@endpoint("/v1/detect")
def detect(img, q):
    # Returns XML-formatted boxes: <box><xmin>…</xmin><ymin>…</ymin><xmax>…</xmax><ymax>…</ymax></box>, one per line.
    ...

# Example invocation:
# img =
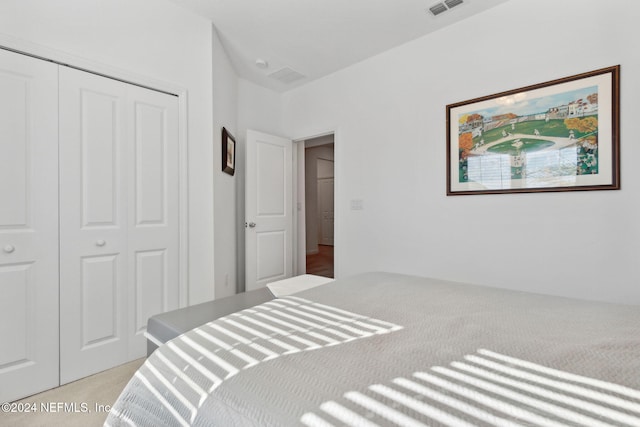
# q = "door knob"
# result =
<box><xmin>3</xmin><ymin>244</ymin><xmax>15</xmax><ymax>253</ymax></box>
<box><xmin>247</xmin><ymin>222</ymin><xmax>256</xmax><ymax>228</ymax></box>
<box><xmin>96</xmin><ymin>239</ymin><xmax>106</xmax><ymax>247</ymax></box>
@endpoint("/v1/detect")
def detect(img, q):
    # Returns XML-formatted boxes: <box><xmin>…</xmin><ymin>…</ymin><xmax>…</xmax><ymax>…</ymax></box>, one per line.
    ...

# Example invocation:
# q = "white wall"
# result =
<box><xmin>212</xmin><ymin>27</ymin><xmax>239</xmax><ymax>300</ymax></box>
<box><xmin>282</xmin><ymin>0</ymin><xmax>640</xmax><ymax>304</ymax></box>
<box><xmin>6</xmin><ymin>0</ymin><xmax>637</xmax><ymax>305</ymax></box>
<box><xmin>0</xmin><ymin>0</ymin><xmax>216</xmax><ymax>305</ymax></box>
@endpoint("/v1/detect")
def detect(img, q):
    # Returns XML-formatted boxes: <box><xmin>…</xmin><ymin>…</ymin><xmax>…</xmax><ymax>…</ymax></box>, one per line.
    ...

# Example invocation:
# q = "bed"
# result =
<box><xmin>105</xmin><ymin>272</ymin><xmax>640</xmax><ymax>426</ymax></box>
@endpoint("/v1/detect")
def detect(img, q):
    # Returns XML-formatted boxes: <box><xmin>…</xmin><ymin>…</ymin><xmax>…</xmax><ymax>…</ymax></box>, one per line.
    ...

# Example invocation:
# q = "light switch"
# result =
<box><xmin>350</xmin><ymin>199</ymin><xmax>364</xmax><ymax>210</ymax></box>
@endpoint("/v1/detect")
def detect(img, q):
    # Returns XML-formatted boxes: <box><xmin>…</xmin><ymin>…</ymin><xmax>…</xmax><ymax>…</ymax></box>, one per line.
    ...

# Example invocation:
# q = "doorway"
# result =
<box><xmin>302</xmin><ymin>135</ymin><xmax>334</xmax><ymax>278</ymax></box>
<box><xmin>243</xmin><ymin>130</ymin><xmax>337</xmax><ymax>291</ymax></box>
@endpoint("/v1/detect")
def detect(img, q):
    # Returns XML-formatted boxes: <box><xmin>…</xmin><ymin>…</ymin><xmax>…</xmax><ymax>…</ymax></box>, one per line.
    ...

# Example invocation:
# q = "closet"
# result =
<box><xmin>0</xmin><ymin>49</ymin><xmax>180</xmax><ymax>402</ymax></box>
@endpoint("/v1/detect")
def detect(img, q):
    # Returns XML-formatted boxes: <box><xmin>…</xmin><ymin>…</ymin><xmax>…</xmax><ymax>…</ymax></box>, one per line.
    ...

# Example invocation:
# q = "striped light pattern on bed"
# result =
<box><xmin>106</xmin><ymin>296</ymin><xmax>403</xmax><ymax>427</ymax></box>
<box><xmin>301</xmin><ymin>349</ymin><xmax>640</xmax><ymax>427</ymax></box>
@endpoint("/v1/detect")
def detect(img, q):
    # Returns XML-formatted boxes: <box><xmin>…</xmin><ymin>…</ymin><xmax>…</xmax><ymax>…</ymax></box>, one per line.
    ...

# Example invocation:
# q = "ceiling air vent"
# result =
<box><xmin>268</xmin><ymin>67</ymin><xmax>306</xmax><ymax>84</ymax></box>
<box><xmin>429</xmin><ymin>3</ymin><xmax>448</xmax><ymax>16</ymax></box>
<box><xmin>428</xmin><ymin>0</ymin><xmax>464</xmax><ymax>16</ymax></box>
<box><xmin>444</xmin><ymin>0</ymin><xmax>464</xmax><ymax>9</ymax></box>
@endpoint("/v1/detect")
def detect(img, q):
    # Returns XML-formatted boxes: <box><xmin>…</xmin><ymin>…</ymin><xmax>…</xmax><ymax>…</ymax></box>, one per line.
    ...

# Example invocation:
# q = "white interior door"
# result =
<box><xmin>59</xmin><ymin>68</ymin><xmax>180</xmax><ymax>383</ymax></box>
<box><xmin>59</xmin><ymin>67</ymin><xmax>129</xmax><ymax>383</ymax></box>
<box><xmin>0</xmin><ymin>49</ymin><xmax>59</xmax><ymax>402</ymax></box>
<box><xmin>245</xmin><ymin>130</ymin><xmax>293</xmax><ymax>291</ymax></box>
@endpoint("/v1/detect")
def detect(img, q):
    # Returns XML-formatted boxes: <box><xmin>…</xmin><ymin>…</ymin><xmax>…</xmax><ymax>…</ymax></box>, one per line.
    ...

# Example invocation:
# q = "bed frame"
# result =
<box><xmin>145</xmin><ymin>287</ymin><xmax>274</xmax><ymax>356</ymax></box>
<box><xmin>145</xmin><ymin>274</ymin><xmax>334</xmax><ymax>356</ymax></box>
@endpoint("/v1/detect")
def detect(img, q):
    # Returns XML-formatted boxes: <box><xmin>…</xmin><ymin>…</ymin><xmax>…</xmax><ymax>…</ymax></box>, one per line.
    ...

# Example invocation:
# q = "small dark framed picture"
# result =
<box><xmin>222</xmin><ymin>127</ymin><xmax>236</xmax><ymax>176</ymax></box>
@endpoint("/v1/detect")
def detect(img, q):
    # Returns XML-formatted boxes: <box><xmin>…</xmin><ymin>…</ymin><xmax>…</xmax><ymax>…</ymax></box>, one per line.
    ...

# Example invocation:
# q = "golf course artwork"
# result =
<box><xmin>447</xmin><ymin>66</ymin><xmax>619</xmax><ymax>195</ymax></box>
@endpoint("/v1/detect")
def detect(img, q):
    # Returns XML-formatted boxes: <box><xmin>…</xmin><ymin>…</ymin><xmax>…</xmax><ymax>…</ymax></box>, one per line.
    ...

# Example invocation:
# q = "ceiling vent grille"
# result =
<box><xmin>268</xmin><ymin>67</ymin><xmax>306</xmax><ymax>84</ymax></box>
<box><xmin>444</xmin><ymin>0</ymin><xmax>464</xmax><ymax>9</ymax></box>
<box><xmin>428</xmin><ymin>0</ymin><xmax>464</xmax><ymax>16</ymax></box>
<box><xmin>428</xmin><ymin>3</ymin><xmax>448</xmax><ymax>16</ymax></box>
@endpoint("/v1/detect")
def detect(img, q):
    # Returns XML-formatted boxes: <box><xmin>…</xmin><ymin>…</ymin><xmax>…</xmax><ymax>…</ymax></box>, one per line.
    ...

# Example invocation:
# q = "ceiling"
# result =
<box><xmin>168</xmin><ymin>0</ymin><xmax>510</xmax><ymax>92</ymax></box>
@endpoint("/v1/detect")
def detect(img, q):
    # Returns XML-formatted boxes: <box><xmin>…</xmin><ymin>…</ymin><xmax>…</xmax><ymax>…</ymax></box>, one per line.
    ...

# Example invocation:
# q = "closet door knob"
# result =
<box><xmin>3</xmin><ymin>244</ymin><xmax>15</xmax><ymax>253</ymax></box>
<box><xmin>96</xmin><ymin>240</ymin><xmax>106</xmax><ymax>247</ymax></box>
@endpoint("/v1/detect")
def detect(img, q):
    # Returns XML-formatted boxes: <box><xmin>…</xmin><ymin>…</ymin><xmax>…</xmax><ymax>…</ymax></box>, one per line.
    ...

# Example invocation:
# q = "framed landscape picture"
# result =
<box><xmin>446</xmin><ymin>65</ymin><xmax>620</xmax><ymax>195</ymax></box>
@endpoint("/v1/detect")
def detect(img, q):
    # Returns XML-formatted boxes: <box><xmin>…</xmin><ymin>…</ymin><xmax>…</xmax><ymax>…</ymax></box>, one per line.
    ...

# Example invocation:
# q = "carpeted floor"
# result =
<box><xmin>1</xmin><ymin>358</ymin><xmax>145</xmax><ymax>427</ymax></box>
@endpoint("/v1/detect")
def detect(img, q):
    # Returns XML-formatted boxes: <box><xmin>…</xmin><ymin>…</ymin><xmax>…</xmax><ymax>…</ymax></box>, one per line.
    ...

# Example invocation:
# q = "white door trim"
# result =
<box><xmin>0</xmin><ymin>34</ymin><xmax>190</xmax><ymax>307</ymax></box>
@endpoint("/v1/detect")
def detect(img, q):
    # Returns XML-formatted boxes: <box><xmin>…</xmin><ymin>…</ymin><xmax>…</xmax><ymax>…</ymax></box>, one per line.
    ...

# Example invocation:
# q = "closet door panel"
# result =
<box><xmin>81</xmin><ymin>90</ymin><xmax>120</xmax><ymax>226</ymax></box>
<box><xmin>0</xmin><ymin>49</ymin><xmax>59</xmax><ymax>403</ymax></box>
<box><xmin>0</xmin><ymin>76</ymin><xmax>29</xmax><ymax>225</ymax></box>
<box><xmin>81</xmin><ymin>254</ymin><xmax>119</xmax><ymax>345</ymax></box>
<box><xmin>127</xmin><ymin>86</ymin><xmax>180</xmax><ymax>357</ymax></box>
<box><xmin>59</xmin><ymin>67</ymin><xmax>128</xmax><ymax>384</ymax></box>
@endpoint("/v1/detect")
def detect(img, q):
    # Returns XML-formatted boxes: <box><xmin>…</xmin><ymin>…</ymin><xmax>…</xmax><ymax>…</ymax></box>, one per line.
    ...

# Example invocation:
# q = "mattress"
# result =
<box><xmin>105</xmin><ymin>272</ymin><xmax>640</xmax><ymax>426</ymax></box>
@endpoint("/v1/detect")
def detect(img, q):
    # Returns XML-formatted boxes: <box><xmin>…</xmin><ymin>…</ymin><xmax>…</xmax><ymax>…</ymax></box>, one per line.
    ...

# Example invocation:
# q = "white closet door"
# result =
<box><xmin>126</xmin><ymin>85</ymin><xmax>180</xmax><ymax>358</ymax></box>
<box><xmin>59</xmin><ymin>67</ymin><xmax>129</xmax><ymax>383</ymax></box>
<box><xmin>0</xmin><ymin>49</ymin><xmax>59</xmax><ymax>402</ymax></box>
<box><xmin>59</xmin><ymin>68</ymin><xmax>180</xmax><ymax>383</ymax></box>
